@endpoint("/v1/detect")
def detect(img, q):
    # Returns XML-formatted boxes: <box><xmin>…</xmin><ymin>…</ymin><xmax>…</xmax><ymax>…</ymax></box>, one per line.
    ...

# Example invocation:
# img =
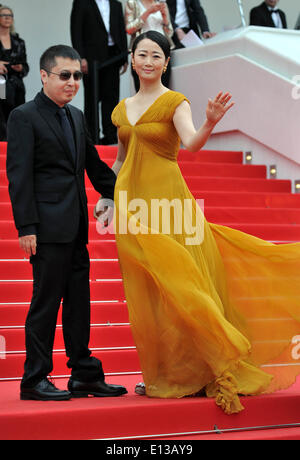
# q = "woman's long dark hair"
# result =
<box><xmin>131</xmin><ymin>31</ymin><xmax>171</xmax><ymax>60</ymax></box>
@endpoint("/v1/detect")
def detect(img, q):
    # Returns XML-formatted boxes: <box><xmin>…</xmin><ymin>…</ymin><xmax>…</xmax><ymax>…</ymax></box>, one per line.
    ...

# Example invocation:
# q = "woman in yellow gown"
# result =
<box><xmin>97</xmin><ymin>31</ymin><xmax>300</xmax><ymax>415</ymax></box>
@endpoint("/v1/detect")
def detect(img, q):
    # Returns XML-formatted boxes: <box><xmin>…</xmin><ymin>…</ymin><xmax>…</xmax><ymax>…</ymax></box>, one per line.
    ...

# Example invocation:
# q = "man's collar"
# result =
<box><xmin>39</xmin><ymin>89</ymin><xmax>65</xmax><ymax>113</ymax></box>
<box><xmin>267</xmin><ymin>5</ymin><xmax>279</xmax><ymax>12</ymax></box>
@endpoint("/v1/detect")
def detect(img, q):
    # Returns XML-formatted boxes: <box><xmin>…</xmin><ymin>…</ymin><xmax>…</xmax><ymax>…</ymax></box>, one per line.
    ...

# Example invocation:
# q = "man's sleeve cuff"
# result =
<box><xmin>18</xmin><ymin>225</ymin><xmax>37</xmax><ymax>237</ymax></box>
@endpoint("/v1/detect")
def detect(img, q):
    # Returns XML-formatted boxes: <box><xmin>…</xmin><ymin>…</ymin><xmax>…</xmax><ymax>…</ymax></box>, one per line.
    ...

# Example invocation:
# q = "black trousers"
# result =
<box><xmin>83</xmin><ymin>45</ymin><xmax>120</xmax><ymax>144</ymax></box>
<box><xmin>21</xmin><ymin>222</ymin><xmax>104</xmax><ymax>388</ymax></box>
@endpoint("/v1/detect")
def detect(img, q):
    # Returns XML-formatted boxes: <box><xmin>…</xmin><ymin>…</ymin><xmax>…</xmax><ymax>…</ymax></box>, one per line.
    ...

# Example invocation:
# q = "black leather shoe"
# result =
<box><xmin>68</xmin><ymin>378</ymin><xmax>128</xmax><ymax>398</ymax></box>
<box><xmin>20</xmin><ymin>378</ymin><xmax>71</xmax><ymax>401</ymax></box>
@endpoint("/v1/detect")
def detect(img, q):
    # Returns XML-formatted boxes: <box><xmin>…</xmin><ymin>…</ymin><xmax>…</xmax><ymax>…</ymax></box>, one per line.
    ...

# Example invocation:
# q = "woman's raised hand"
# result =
<box><xmin>206</xmin><ymin>92</ymin><xmax>234</xmax><ymax>126</ymax></box>
<box><xmin>146</xmin><ymin>3</ymin><xmax>163</xmax><ymax>15</ymax></box>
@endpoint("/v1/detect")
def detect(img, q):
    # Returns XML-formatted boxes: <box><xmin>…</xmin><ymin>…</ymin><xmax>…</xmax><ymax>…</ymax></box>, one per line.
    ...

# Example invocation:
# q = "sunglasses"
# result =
<box><xmin>43</xmin><ymin>69</ymin><xmax>83</xmax><ymax>81</ymax></box>
<box><xmin>0</xmin><ymin>14</ymin><xmax>13</xmax><ymax>18</ymax></box>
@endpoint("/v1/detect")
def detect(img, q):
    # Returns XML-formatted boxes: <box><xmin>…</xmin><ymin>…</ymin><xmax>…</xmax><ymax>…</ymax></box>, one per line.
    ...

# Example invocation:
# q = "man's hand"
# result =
<box><xmin>19</xmin><ymin>235</ymin><xmax>37</xmax><ymax>256</ymax></box>
<box><xmin>94</xmin><ymin>198</ymin><xmax>114</xmax><ymax>228</ymax></box>
<box><xmin>202</xmin><ymin>31</ymin><xmax>216</xmax><ymax>39</ymax></box>
<box><xmin>176</xmin><ymin>28</ymin><xmax>186</xmax><ymax>41</ymax></box>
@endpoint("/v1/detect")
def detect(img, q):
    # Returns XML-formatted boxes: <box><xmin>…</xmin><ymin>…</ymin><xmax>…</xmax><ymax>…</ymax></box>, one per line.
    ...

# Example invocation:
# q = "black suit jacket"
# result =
<box><xmin>6</xmin><ymin>91</ymin><xmax>116</xmax><ymax>243</ymax></box>
<box><xmin>250</xmin><ymin>2</ymin><xmax>287</xmax><ymax>28</ymax></box>
<box><xmin>70</xmin><ymin>0</ymin><xmax>128</xmax><ymax>65</ymax></box>
<box><xmin>167</xmin><ymin>0</ymin><xmax>210</xmax><ymax>37</ymax></box>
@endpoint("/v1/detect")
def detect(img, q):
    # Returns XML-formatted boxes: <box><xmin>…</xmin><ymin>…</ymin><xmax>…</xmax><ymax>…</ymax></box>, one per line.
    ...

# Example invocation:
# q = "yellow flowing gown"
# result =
<box><xmin>111</xmin><ymin>90</ymin><xmax>300</xmax><ymax>414</ymax></box>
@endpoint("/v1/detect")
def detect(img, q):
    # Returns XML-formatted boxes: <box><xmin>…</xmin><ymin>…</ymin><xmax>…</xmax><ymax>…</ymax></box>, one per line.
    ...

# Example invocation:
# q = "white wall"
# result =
<box><xmin>7</xmin><ymin>0</ymin><xmax>300</xmax><ymax>110</ymax></box>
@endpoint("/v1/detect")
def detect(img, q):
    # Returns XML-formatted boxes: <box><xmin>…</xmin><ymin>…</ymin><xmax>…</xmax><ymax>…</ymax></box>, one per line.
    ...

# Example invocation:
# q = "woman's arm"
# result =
<box><xmin>161</xmin><ymin>3</ymin><xmax>174</xmax><ymax>38</ymax></box>
<box><xmin>94</xmin><ymin>131</ymin><xmax>126</xmax><ymax>223</ymax></box>
<box><xmin>173</xmin><ymin>92</ymin><xmax>234</xmax><ymax>152</ymax></box>
<box><xmin>125</xmin><ymin>0</ymin><xmax>145</xmax><ymax>35</ymax></box>
<box><xmin>112</xmin><ymin>132</ymin><xmax>126</xmax><ymax>176</ymax></box>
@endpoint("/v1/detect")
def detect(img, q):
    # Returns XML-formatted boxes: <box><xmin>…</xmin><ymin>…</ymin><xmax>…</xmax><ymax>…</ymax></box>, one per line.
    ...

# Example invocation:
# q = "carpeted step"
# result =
<box><xmin>0</xmin><ymin>301</ymin><xmax>129</xmax><ymax>327</ymax></box>
<box><xmin>204</xmin><ymin>207</ymin><xmax>300</xmax><ymax>224</ymax></box>
<box><xmin>0</xmin><ymin>259</ymin><xmax>122</xmax><ymax>281</ymax></box>
<box><xmin>93</xmin><ymin>205</ymin><xmax>300</xmax><ymax>225</ymax></box>
<box><xmin>0</xmin><ymin>239</ymin><xmax>118</xmax><ymax>259</ymax></box>
<box><xmin>85</xmin><ymin>172</ymin><xmax>285</xmax><ymax>191</ymax></box>
<box><xmin>95</xmin><ymin>146</ymin><xmax>245</xmax><ymax>163</ymax></box>
<box><xmin>3</xmin><ymin>203</ymin><xmax>300</xmax><ymax>225</ymax></box>
<box><xmin>0</xmin><ymin>141</ymin><xmax>244</xmax><ymax>163</ymax></box>
<box><xmin>0</xmin><ymin>186</ymin><xmax>10</xmax><ymax>201</ymax></box>
<box><xmin>85</xmin><ymin>205</ymin><xmax>300</xmax><ymax>226</ymax></box>
<box><xmin>223</xmin><ymin>223</ymin><xmax>300</xmax><ymax>241</ymax></box>
<box><xmin>0</xmin><ymin>349</ymin><xmax>140</xmax><ymax>380</ymax></box>
<box><xmin>1</xmin><ymin>324</ymin><xmax>134</xmax><ymax>352</ymax></box>
<box><xmin>0</xmin><ymin>185</ymin><xmax>296</xmax><ymax>208</ymax></box>
<box><xmin>2</xmin><ymin>187</ymin><xmax>299</xmax><ymax>209</ymax></box>
<box><xmin>81</xmin><ymin>221</ymin><xmax>300</xmax><ymax>241</ymax></box>
<box><xmin>192</xmin><ymin>191</ymin><xmax>300</xmax><ymax>208</ymax></box>
<box><xmin>0</xmin><ymin>221</ymin><xmax>113</xmax><ymax>240</ymax></box>
<box><xmin>1</xmin><ymin>219</ymin><xmax>299</xmax><ymax>242</ymax></box>
<box><xmin>71</xmin><ymin>191</ymin><xmax>300</xmax><ymax>209</ymax></box>
<box><xmin>0</xmin><ymin>280</ymin><xmax>125</xmax><ymax>303</ymax></box>
<box><xmin>0</xmin><ymin>376</ymin><xmax>299</xmax><ymax>440</ymax></box>
<box><xmin>179</xmin><ymin>162</ymin><xmax>266</xmax><ymax>177</ymax></box>
<box><xmin>184</xmin><ymin>177</ymin><xmax>291</xmax><ymax>192</ymax></box>
<box><xmin>0</xmin><ymin>163</ymin><xmax>267</xmax><ymax>187</ymax></box>
<box><xmin>0</xmin><ymin>150</ymin><xmax>245</xmax><ymax>171</ymax></box>
<box><xmin>82</xmin><ymin>177</ymin><xmax>292</xmax><ymax>200</ymax></box>
<box><xmin>151</xmin><ymin>426</ymin><xmax>300</xmax><ymax>440</ymax></box>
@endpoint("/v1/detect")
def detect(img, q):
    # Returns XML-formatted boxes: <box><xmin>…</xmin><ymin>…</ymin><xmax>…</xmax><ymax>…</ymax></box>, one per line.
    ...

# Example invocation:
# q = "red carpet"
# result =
<box><xmin>0</xmin><ymin>376</ymin><xmax>299</xmax><ymax>440</ymax></box>
<box><xmin>0</xmin><ymin>141</ymin><xmax>299</xmax><ymax>440</ymax></box>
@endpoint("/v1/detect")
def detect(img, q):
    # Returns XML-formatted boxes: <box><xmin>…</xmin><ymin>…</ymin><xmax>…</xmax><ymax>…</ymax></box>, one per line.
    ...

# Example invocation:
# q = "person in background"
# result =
<box><xmin>167</xmin><ymin>0</ymin><xmax>215</xmax><ymax>49</ymax></box>
<box><xmin>250</xmin><ymin>1</ymin><xmax>287</xmax><ymax>29</ymax></box>
<box><xmin>0</xmin><ymin>5</ymin><xmax>29</xmax><ymax>140</ymax></box>
<box><xmin>125</xmin><ymin>0</ymin><xmax>174</xmax><ymax>92</ymax></box>
<box><xmin>71</xmin><ymin>0</ymin><xmax>128</xmax><ymax>145</ymax></box>
<box><xmin>295</xmin><ymin>13</ymin><xmax>300</xmax><ymax>30</ymax></box>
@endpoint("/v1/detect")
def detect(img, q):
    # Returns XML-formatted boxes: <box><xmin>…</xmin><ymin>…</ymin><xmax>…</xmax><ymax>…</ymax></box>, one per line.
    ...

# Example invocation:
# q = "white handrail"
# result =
<box><xmin>236</xmin><ymin>0</ymin><xmax>247</xmax><ymax>27</ymax></box>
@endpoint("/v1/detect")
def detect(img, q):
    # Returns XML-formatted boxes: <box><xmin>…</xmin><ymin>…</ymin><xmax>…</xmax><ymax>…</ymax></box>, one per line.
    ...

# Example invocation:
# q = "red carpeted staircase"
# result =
<box><xmin>0</xmin><ymin>141</ymin><xmax>299</xmax><ymax>440</ymax></box>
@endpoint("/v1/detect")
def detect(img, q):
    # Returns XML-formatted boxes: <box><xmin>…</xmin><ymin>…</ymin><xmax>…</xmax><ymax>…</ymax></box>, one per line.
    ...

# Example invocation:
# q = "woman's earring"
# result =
<box><xmin>163</xmin><ymin>65</ymin><xmax>167</xmax><ymax>73</ymax></box>
<box><xmin>132</xmin><ymin>60</ymin><xmax>136</xmax><ymax>71</ymax></box>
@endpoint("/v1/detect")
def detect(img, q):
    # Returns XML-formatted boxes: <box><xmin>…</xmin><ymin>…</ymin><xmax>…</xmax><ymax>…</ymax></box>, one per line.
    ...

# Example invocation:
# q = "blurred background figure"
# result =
<box><xmin>295</xmin><ymin>13</ymin><xmax>300</xmax><ymax>30</ymax></box>
<box><xmin>71</xmin><ymin>0</ymin><xmax>128</xmax><ymax>145</ymax></box>
<box><xmin>125</xmin><ymin>0</ymin><xmax>174</xmax><ymax>92</ymax></box>
<box><xmin>0</xmin><ymin>5</ymin><xmax>29</xmax><ymax>140</ymax></box>
<box><xmin>167</xmin><ymin>0</ymin><xmax>215</xmax><ymax>49</ymax></box>
<box><xmin>250</xmin><ymin>1</ymin><xmax>287</xmax><ymax>29</ymax></box>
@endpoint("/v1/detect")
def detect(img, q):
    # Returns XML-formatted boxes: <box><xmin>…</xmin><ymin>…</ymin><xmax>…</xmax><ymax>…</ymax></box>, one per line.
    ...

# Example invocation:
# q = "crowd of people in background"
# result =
<box><xmin>0</xmin><ymin>0</ymin><xmax>299</xmax><ymax>142</ymax></box>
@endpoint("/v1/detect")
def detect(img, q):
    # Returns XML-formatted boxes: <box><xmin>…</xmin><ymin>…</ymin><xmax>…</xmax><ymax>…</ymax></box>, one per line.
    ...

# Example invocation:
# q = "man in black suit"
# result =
<box><xmin>250</xmin><ymin>1</ymin><xmax>287</xmax><ymax>29</ymax></box>
<box><xmin>71</xmin><ymin>0</ymin><xmax>128</xmax><ymax>145</ymax></box>
<box><xmin>6</xmin><ymin>45</ymin><xmax>127</xmax><ymax>401</ymax></box>
<box><xmin>167</xmin><ymin>0</ymin><xmax>214</xmax><ymax>49</ymax></box>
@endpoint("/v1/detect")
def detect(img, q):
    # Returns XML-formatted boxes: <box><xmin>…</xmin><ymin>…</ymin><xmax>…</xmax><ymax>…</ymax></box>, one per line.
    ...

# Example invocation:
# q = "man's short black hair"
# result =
<box><xmin>40</xmin><ymin>45</ymin><xmax>81</xmax><ymax>72</ymax></box>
